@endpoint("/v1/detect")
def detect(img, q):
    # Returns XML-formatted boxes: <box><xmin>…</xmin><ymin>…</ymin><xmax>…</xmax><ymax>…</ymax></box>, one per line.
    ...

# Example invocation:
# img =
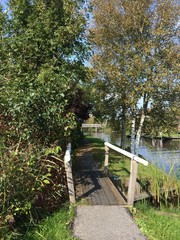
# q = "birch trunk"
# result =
<box><xmin>134</xmin><ymin>93</ymin><xmax>149</xmax><ymax>155</ymax></box>
<box><xmin>121</xmin><ymin>108</ymin><xmax>126</xmax><ymax>149</ymax></box>
<box><xmin>131</xmin><ymin>117</ymin><xmax>136</xmax><ymax>154</ymax></box>
<box><xmin>135</xmin><ymin>113</ymin><xmax>145</xmax><ymax>155</ymax></box>
<box><xmin>129</xmin><ymin>114</ymin><xmax>137</xmax><ymax>206</ymax></box>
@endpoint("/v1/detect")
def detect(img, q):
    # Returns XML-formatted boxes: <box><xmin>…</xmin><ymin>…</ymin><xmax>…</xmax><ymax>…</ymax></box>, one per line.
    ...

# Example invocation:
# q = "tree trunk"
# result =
<box><xmin>129</xmin><ymin>113</ymin><xmax>137</xmax><ymax>206</ymax></box>
<box><xmin>121</xmin><ymin>110</ymin><xmax>126</xmax><ymax>149</ymax></box>
<box><xmin>129</xmin><ymin>93</ymin><xmax>148</xmax><ymax>206</ymax></box>
<box><xmin>135</xmin><ymin>113</ymin><xmax>146</xmax><ymax>155</ymax></box>
<box><xmin>131</xmin><ymin>116</ymin><xmax>136</xmax><ymax>154</ymax></box>
<box><xmin>134</xmin><ymin>93</ymin><xmax>149</xmax><ymax>155</ymax></box>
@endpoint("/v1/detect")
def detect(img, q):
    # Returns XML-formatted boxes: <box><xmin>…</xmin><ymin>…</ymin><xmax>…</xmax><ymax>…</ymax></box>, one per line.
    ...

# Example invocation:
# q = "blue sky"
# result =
<box><xmin>1</xmin><ymin>0</ymin><xmax>7</xmax><ymax>9</ymax></box>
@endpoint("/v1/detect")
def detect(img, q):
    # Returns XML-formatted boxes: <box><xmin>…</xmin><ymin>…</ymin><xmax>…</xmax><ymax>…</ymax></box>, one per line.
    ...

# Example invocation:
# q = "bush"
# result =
<box><xmin>0</xmin><ymin>144</ymin><xmax>68</xmax><ymax>234</ymax></box>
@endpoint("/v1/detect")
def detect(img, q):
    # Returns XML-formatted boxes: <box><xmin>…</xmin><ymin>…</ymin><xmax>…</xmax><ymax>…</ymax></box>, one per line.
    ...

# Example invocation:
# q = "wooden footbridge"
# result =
<box><xmin>64</xmin><ymin>141</ymin><xmax>149</xmax><ymax>207</ymax></box>
<box><xmin>81</xmin><ymin>123</ymin><xmax>103</xmax><ymax>132</ymax></box>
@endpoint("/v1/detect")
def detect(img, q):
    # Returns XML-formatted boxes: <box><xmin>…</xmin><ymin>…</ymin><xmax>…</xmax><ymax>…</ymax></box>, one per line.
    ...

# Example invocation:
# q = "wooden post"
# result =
<box><xmin>127</xmin><ymin>159</ymin><xmax>138</xmax><ymax>206</ymax></box>
<box><xmin>104</xmin><ymin>145</ymin><xmax>109</xmax><ymax>172</ymax></box>
<box><xmin>64</xmin><ymin>143</ymin><xmax>76</xmax><ymax>204</ymax></box>
<box><xmin>104</xmin><ymin>142</ymin><xmax>148</xmax><ymax>206</ymax></box>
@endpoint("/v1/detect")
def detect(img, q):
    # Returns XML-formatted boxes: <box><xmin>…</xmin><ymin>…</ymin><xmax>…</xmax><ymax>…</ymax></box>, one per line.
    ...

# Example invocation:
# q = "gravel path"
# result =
<box><xmin>73</xmin><ymin>205</ymin><xmax>146</xmax><ymax>240</ymax></box>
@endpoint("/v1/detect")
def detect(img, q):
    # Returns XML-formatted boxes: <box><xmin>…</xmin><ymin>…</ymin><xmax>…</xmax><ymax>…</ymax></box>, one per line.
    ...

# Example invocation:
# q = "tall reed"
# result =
<box><xmin>145</xmin><ymin>157</ymin><xmax>180</xmax><ymax>208</ymax></box>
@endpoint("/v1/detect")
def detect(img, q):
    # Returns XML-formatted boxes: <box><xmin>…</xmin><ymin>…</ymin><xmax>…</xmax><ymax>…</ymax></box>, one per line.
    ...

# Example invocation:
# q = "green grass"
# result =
<box><xmin>84</xmin><ymin>136</ymin><xmax>105</xmax><ymax>166</ymax></box>
<box><xmin>133</xmin><ymin>202</ymin><xmax>180</xmax><ymax>240</ymax></box>
<box><xmin>20</xmin><ymin>205</ymin><xmax>78</xmax><ymax>240</ymax></box>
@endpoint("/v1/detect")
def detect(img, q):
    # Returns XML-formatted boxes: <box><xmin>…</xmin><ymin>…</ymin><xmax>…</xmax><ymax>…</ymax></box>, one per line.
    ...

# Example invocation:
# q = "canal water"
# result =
<box><xmin>88</xmin><ymin>131</ymin><xmax>180</xmax><ymax>174</ymax></box>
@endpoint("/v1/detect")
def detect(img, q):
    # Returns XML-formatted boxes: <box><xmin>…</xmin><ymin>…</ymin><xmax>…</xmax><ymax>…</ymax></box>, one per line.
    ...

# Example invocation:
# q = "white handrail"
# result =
<box><xmin>104</xmin><ymin>142</ymin><xmax>148</xmax><ymax>166</ymax></box>
<box><xmin>82</xmin><ymin>123</ymin><xmax>102</xmax><ymax>128</ymax></box>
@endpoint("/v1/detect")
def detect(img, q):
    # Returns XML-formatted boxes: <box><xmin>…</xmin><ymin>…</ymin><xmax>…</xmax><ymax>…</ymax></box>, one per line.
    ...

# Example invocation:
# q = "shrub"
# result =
<box><xmin>0</xmin><ymin>144</ymin><xmax>68</xmax><ymax>233</ymax></box>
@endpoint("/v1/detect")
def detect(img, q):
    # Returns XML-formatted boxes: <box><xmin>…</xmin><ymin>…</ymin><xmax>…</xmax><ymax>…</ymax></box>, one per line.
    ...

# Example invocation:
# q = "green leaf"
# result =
<box><xmin>43</xmin><ymin>179</ymin><xmax>50</xmax><ymax>184</ymax></box>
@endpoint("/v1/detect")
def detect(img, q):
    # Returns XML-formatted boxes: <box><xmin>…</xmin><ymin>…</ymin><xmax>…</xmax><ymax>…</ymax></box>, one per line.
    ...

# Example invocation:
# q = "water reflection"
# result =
<box><xmin>88</xmin><ymin>131</ymin><xmax>180</xmax><ymax>174</ymax></box>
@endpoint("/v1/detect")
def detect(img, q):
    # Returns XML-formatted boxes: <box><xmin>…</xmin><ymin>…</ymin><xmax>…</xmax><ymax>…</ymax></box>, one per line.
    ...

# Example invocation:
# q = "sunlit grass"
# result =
<box><xmin>133</xmin><ymin>202</ymin><xmax>180</xmax><ymax>240</ymax></box>
<box><xmin>22</xmin><ymin>205</ymin><xmax>78</xmax><ymax>240</ymax></box>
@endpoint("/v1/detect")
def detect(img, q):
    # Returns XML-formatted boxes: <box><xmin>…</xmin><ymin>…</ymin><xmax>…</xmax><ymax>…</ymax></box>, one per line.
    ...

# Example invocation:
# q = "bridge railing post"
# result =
<box><xmin>104</xmin><ymin>142</ymin><xmax>148</xmax><ymax>206</ymax></box>
<box><xmin>64</xmin><ymin>143</ymin><xmax>76</xmax><ymax>204</ymax></box>
<box><xmin>104</xmin><ymin>145</ymin><xmax>109</xmax><ymax>172</ymax></box>
<box><xmin>127</xmin><ymin>159</ymin><xmax>138</xmax><ymax>206</ymax></box>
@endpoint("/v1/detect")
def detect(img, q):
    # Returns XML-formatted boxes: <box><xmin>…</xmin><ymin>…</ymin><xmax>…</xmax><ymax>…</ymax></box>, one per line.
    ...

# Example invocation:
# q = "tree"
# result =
<box><xmin>0</xmin><ymin>0</ymin><xmax>91</xmax><ymax>230</ymax></box>
<box><xmin>89</xmin><ymin>0</ymin><xmax>179</xmax><ymax>154</ymax></box>
<box><xmin>0</xmin><ymin>0</ymin><xmax>89</xmax><ymax>148</ymax></box>
<box><xmin>144</xmin><ymin>83</ymin><xmax>180</xmax><ymax>137</ymax></box>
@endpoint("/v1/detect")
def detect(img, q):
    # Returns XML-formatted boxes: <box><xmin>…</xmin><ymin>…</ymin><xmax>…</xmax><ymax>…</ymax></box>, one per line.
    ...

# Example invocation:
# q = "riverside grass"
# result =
<box><xmin>1</xmin><ymin>205</ymin><xmax>78</xmax><ymax>240</ymax></box>
<box><xmin>86</xmin><ymin>135</ymin><xmax>180</xmax><ymax>240</ymax></box>
<box><xmin>22</xmin><ymin>205</ymin><xmax>78</xmax><ymax>240</ymax></box>
<box><xmin>134</xmin><ymin>202</ymin><xmax>180</xmax><ymax>240</ymax></box>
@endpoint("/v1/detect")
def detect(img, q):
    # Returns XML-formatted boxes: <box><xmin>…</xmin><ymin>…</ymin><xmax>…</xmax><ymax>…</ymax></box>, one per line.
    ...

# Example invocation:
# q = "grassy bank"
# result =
<box><xmin>133</xmin><ymin>202</ymin><xmax>180</xmax><ymax>240</ymax></box>
<box><xmin>85</xmin><ymin>135</ymin><xmax>180</xmax><ymax>240</ymax></box>
<box><xmin>24</xmin><ymin>205</ymin><xmax>77</xmax><ymax>240</ymax></box>
<box><xmin>2</xmin><ymin>204</ymin><xmax>77</xmax><ymax>240</ymax></box>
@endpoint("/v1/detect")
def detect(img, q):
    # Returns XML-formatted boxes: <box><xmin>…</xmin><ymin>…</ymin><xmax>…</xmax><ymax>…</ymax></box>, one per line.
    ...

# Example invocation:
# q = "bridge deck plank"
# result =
<box><xmin>76</xmin><ymin>170</ymin><xmax>127</xmax><ymax>205</ymax></box>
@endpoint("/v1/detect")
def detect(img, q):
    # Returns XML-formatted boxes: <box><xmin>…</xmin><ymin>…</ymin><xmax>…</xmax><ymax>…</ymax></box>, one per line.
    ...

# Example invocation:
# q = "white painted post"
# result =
<box><xmin>64</xmin><ymin>143</ymin><xmax>76</xmax><ymax>204</ymax></box>
<box><xmin>104</xmin><ymin>145</ymin><xmax>109</xmax><ymax>170</ymax></box>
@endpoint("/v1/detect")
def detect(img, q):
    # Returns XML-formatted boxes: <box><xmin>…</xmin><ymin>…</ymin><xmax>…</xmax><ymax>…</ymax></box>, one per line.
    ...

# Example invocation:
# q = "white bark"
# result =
<box><xmin>131</xmin><ymin>117</ymin><xmax>136</xmax><ymax>154</ymax></box>
<box><xmin>121</xmin><ymin>106</ymin><xmax>126</xmax><ymax>149</ymax></box>
<box><xmin>135</xmin><ymin>113</ymin><xmax>146</xmax><ymax>155</ymax></box>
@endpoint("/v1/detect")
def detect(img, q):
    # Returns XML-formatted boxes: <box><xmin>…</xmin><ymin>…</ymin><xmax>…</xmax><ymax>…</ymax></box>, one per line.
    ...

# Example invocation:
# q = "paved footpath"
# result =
<box><xmin>73</xmin><ymin>205</ymin><xmax>146</xmax><ymax>240</ymax></box>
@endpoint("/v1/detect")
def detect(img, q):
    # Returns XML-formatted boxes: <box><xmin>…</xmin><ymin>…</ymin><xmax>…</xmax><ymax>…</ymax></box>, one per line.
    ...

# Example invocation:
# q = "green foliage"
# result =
<box><xmin>0</xmin><ymin>0</ymin><xmax>89</xmax><ymax>236</ymax></box>
<box><xmin>0</xmin><ymin>145</ymin><xmax>67</xmax><ymax>233</ymax></box>
<box><xmin>0</xmin><ymin>4</ymin><xmax>8</xmax><ymax>69</ymax></box>
<box><xmin>0</xmin><ymin>0</ymin><xmax>89</xmax><ymax>147</ymax></box>
<box><xmin>1</xmin><ymin>205</ymin><xmax>77</xmax><ymax>240</ymax></box>
<box><xmin>144</xmin><ymin>89</ymin><xmax>180</xmax><ymax>136</ymax></box>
